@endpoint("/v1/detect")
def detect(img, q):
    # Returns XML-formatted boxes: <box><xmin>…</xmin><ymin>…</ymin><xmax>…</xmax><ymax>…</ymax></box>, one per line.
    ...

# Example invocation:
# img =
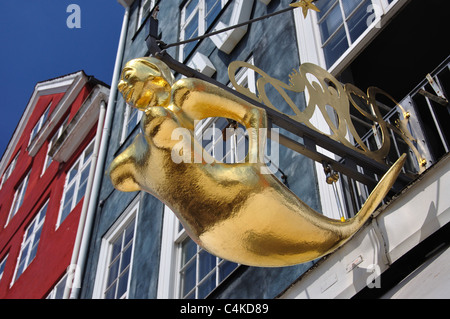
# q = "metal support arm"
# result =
<box><xmin>145</xmin><ymin>17</ymin><xmax>412</xmax><ymax>192</ymax></box>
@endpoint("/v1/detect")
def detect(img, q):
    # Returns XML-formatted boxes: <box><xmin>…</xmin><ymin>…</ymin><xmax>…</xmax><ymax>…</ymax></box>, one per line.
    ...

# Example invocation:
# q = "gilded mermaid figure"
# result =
<box><xmin>109</xmin><ymin>57</ymin><xmax>405</xmax><ymax>267</ymax></box>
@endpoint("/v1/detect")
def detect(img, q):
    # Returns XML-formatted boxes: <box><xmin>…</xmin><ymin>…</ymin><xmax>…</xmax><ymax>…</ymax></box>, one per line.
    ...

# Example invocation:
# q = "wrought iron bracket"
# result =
<box><xmin>145</xmin><ymin>17</ymin><xmax>412</xmax><ymax>192</ymax></box>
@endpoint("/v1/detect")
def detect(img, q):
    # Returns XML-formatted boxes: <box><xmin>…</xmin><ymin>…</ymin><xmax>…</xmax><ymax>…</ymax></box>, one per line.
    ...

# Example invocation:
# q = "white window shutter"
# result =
<box><xmin>211</xmin><ymin>0</ymin><xmax>254</xmax><ymax>54</ymax></box>
<box><xmin>188</xmin><ymin>52</ymin><xmax>216</xmax><ymax>77</ymax></box>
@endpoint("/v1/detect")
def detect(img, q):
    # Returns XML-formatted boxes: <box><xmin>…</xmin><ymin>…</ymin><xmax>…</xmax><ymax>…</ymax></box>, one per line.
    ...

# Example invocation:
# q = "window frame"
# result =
<box><xmin>294</xmin><ymin>0</ymin><xmax>399</xmax><ymax>72</ymax></box>
<box><xmin>0</xmin><ymin>254</ymin><xmax>8</xmax><ymax>284</ymax></box>
<box><xmin>229</xmin><ymin>55</ymin><xmax>256</xmax><ymax>93</ymax></box>
<box><xmin>158</xmin><ymin>206</ymin><xmax>239</xmax><ymax>299</ymax></box>
<box><xmin>42</xmin><ymin>116</ymin><xmax>69</xmax><ymax>176</ymax></box>
<box><xmin>179</xmin><ymin>0</ymin><xmax>229</xmax><ymax>61</ymax></box>
<box><xmin>92</xmin><ymin>198</ymin><xmax>139</xmax><ymax>299</ymax></box>
<box><xmin>120</xmin><ymin>104</ymin><xmax>143</xmax><ymax>144</ymax></box>
<box><xmin>57</xmin><ymin>139</ymin><xmax>95</xmax><ymax>228</ymax></box>
<box><xmin>29</xmin><ymin>103</ymin><xmax>51</xmax><ymax>146</ymax></box>
<box><xmin>11</xmin><ymin>200</ymin><xmax>48</xmax><ymax>285</ymax></box>
<box><xmin>136</xmin><ymin>0</ymin><xmax>157</xmax><ymax>32</ymax></box>
<box><xmin>315</xmin><ymin>0</ymin><xmax>376</xmax><ymax>69</ymax></box>
<box><xmin>46</xmin><ymin>273</ymin><xmax>68</xmax><ymax>299</ymax></box>
<box><xmin>6</xmin><ymin>171</ymin><xmax>30</xmax><ymax>226</ymax></box>
<box><xmin>175</xmin><ymin>229</ymin><xmax>239</xmax><ymax>299</ymax></box>
<box><xmin>0</xmin><ymin>151</ymin><xmax>19</xmax><ymax>190</ymax></box>
<box><xmin>195</xmin><ymin>117</ymin><xmax>248</xmax><ymax>164</ymax></box>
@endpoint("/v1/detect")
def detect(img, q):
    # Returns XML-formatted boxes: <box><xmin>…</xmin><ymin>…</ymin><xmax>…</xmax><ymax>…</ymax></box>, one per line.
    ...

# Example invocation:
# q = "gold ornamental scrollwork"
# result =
<box><xmin>228</xmin><ymin>61</ymin><xmax>426</xmax><ymax>171</ymax></box>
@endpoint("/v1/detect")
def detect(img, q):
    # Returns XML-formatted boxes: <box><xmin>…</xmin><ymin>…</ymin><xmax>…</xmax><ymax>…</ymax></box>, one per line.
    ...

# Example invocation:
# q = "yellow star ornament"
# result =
<box><xmin>290</xmin><ymin>0</ymin><xmax>320</xmax><ymax>18</ymax></box>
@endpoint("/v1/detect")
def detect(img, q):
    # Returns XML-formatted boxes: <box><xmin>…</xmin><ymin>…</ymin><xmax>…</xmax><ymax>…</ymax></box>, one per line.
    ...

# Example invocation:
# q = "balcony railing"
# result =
<box><xmin>338</xmin><ymin>56</ymin><xmax>450</xmax><ymax>217</ymax></box>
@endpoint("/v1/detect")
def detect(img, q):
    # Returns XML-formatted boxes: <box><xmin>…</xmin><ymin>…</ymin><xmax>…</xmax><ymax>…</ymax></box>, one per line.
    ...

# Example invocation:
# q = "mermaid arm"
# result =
<box><xmin>170</xmin><ymin>78</ymin><xmax>267</xmax><ymax>163</ymax></box>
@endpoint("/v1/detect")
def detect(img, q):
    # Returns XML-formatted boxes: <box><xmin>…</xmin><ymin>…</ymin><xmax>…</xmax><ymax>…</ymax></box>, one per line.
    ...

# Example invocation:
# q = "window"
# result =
<box><xmin>42</xmin><ymin>117</ymin><xmax>69</xmax><ymax>174</ymax></box>
<box><xmin>29</xmin><ymin>103</ymin><xmax>51</xmax><ymax>145</ymax></box>
<box><xmin>46</xmin><ymin>273</ymin><xmax>68</xmax><ymax>299</ymax></box>
<box><xmin>58</xmin><ymin>139</ymin><xmax>95</xmax><ymax>226</ymax></box>
<box><xmin>0</xmin><ymin>152</ymin><xmax>19</xmax><ymax>189</ymax></box>
<box><xmin>93</xmin><ymin>200</ymin><xmax>138</xmax><ymax>299</ymax></box>
<box><xmin>295</xmin><ymin>1</ymin><xmax>402</xmax><ymax>68</ymax></box>
<box><xmin>228</xmin><ymin>56</ymin><xmax>256</xmax><ymax>95</ymax></box>
<box><xmin>158</xmin><ymin>207</ymin><xmax>239</xmax><ymax>299</ymax></box>
<box><xmin>179</xmin><ymin>0</ymin><xmax>229</xmax><ymax>60</ymax></box>
<box><xmin>196</xmin><ymin>117</ymin><xmax>248</xmax><ymax>164</ymax></box>
<box><xmin>103</xmin><ymin>218</ymin><xmax>135</xmax><ymax>299</ymax></box>
<box><xmin>177</xmin><ymin>231</ymin><xmax>238</xmax><ymax>299</ymax></box>
<box><xmin>121</xmin><ymin>104</ymin><xmax>143</xmax><ymax>143</ymax></box>
<box><xmin>316</xmin><ymin>0</ymin><xmax>374</xmax><ymax>68</ymax></box>
<box><xmin>137</xmin><ymin>0</ymin><xmax>156</xmax><ymax>31</ymax></box>
<box><xmin>12</xmin><ymin>201</ymin><xmax>47</xmax><ymax>283</ymax></box>
<box><xmin>6</xmin><ymin>171</ymin><xmax>30</xmax><ymax>225</ymax></box>
<box><xmin>0</xmin><ymin>255</ymin><xmax>7</xmax><ymax>283</ymax></box>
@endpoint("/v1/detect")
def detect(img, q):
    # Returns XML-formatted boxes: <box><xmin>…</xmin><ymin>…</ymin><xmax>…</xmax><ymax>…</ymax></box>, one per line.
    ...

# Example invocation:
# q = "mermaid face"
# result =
<box><xmin>118</xmin><ymin>57</ymin><xmax>172</xmax><ymax>110</ymax></box>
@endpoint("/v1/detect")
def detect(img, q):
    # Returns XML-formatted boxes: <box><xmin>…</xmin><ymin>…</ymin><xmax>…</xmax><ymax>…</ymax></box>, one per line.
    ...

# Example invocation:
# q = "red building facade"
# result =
<box><xmin>0</xmin><ymin>71</ymin><xmax>109</xmax><ymax>298</ymax></box>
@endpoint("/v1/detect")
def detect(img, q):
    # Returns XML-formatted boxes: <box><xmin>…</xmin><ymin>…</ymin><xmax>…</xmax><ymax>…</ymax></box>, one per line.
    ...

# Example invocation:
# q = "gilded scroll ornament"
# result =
<box><xmin>109</xmin><ymin>57</ymin><xmax>407</xmax><ymax>267</ymax></box>
<box><xmin>228</xmin><ymin>61</ymin><xmax>426</xmax><ymax>171</ymax></box>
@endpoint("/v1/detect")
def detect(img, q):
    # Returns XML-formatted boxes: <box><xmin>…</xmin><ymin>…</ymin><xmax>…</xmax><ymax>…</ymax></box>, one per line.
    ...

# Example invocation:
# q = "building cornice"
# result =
<box><xmin>50</xmin><ymin>84</ymin><xmax>109</xmax><ymax>163</ymax></box>
<box><xmin>27</xmin><ymin>72</ymin><xmax>90</xmax><ymax>157</ymax></box>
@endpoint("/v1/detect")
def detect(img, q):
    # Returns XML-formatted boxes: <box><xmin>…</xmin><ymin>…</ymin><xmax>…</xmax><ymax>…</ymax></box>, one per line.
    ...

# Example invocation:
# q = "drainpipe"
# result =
<box><xmin>63</xmin><ymin>99</ymin><xmax>106</xmax><ymax>299</ymax></box>
<box><xmin>64</xmin><ymin>6</ymin><xmax>130</xmax><ymax>299</ymax></box>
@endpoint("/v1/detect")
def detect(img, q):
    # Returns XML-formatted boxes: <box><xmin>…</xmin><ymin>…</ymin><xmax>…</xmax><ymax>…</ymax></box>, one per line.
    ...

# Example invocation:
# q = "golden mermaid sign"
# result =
<box><xmin>109</xmin><ymin>57</ymin><xmax>406</xmax><ymax>267</ymax></box>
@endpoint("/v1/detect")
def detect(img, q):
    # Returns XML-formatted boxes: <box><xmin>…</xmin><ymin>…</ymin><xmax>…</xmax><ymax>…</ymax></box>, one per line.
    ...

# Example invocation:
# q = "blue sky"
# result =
<box><xmin>0</xmin><ymin>1</ymin><xmax>125</xmax><ymax>157</ymax></box>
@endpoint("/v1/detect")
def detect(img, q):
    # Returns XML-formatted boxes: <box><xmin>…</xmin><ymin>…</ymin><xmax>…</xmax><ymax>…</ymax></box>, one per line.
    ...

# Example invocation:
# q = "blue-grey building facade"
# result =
<box><xmin>79</xmin><ymin>0</ymin><xmax>321</xmax><ymax>299</ymax></box>
<box><xmin>78</xmin><ymin>0</ymin><xmax>450</xmax><ymax>299</ymax></box>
